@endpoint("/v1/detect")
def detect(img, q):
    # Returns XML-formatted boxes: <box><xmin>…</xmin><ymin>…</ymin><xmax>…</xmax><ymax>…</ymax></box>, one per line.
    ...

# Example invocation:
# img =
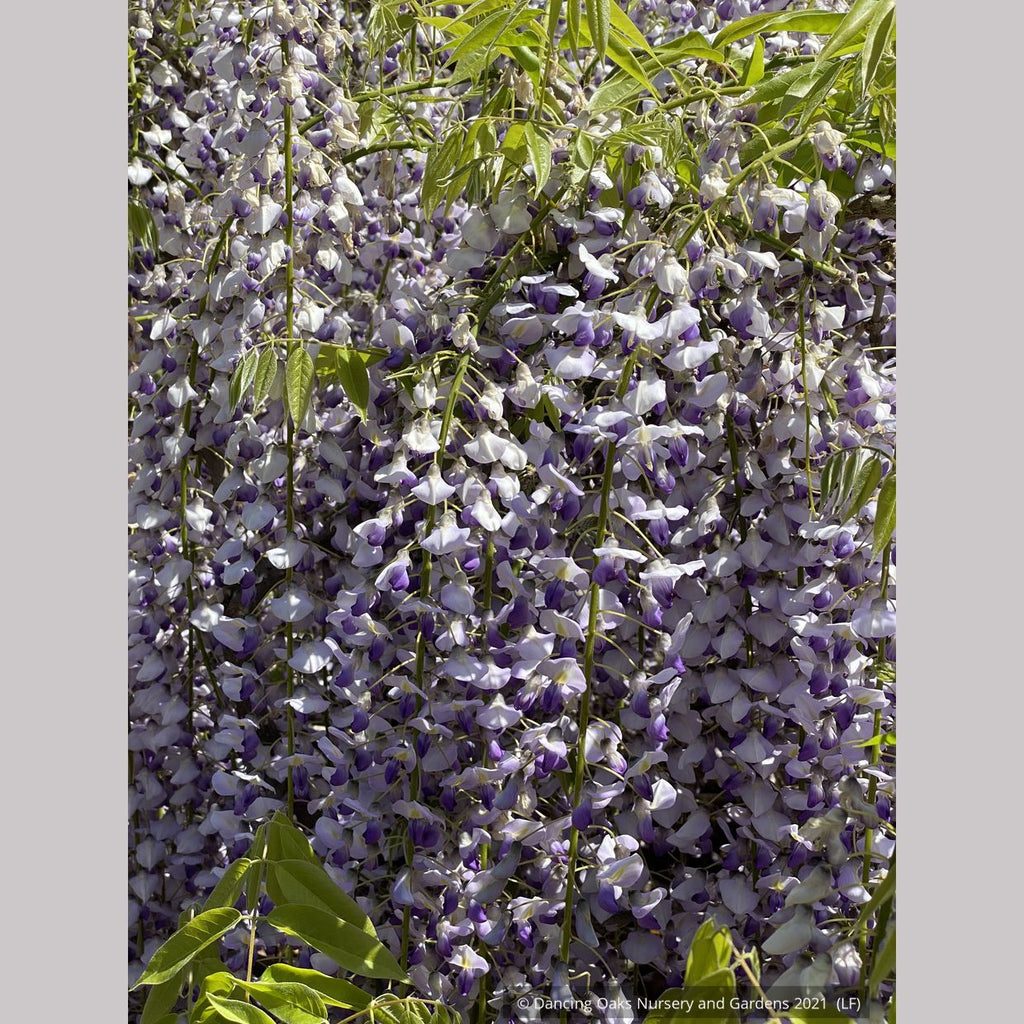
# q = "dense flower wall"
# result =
<box><xmin>129</xmin><ymin>0</ymin><xmax>895</xmax><ymax>1019</ymax></box>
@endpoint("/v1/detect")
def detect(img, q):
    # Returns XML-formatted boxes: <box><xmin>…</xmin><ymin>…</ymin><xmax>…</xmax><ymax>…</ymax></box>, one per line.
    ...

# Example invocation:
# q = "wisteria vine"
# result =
<box><xmin>128</xmin><ymin>1</ymin><xmax>896</xmax><ymax>1021</ymax></box>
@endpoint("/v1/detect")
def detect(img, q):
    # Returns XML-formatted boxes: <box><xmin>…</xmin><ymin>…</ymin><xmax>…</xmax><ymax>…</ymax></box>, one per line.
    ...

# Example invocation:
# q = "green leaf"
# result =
<box><xmin>267</xmin><ymin>859</ymin><xmax>377</xmax><ymax>937</ymax></box>
<box><xmin>689</xmin><ymin>968</ymin><xmax>737</xmax><ymax>1001</ymax></box>
<box><xmin>203</xmin><ymin>859</ymin><xmax>255</xmax><ymax>912</ymax></box>
<box><xmin>461</xmin><ymin>119</ymin><xmax>497</xmax><ymax>204</ymax></box>
<box><xmin>608</xmin><ymin>0</ymin><xmax>654</xmax><ymax>56</ymax></box>
<box><xmin>738</xmin><ymin>124</ymin><xmax>790</xmax><ymax>170</ymax></box>
<box><xmin>259</xmin><ymin>965</ymin><xmax>370</xmax><ymax>1010</ymax></box>
<box><xmin>141</xmin><ymin>972</ymin><xmax>184</xmax><ymax>1024</ymax></box>
<box><xmin>566</xmin><ymin>0</ymin><xmax>581</xmax><ymax>53</ymax></box>
<box><xmin>851</xmin><ymin>732</ymin><xmax>890</xmax><ymax>749</ymax></box>
<box><xmin>366</xmin><ymin>999</ymin><xmax>435</xmax><ymax>1024</ymax></box>
<box><xmin>674</xmin><ymin>159</ymin><xmax>699</xmax><ymax>191</ymax></box>
<box><xmin>223</xmin><ymin>978</ymin><xmax>328</xmax><ymax>1024</ymax></box>
<box><xmin>334</xmin><ymin>349</ymin><xmax>371</xmax><ymax>420</ymax></box>
<box><xmin>501</xmin><ymin>121</ymin><xmax>528</xmax><ymax>163</ymax></box>
<box><xmin>873</xmin><ymin>472</ymin><xmax>896</xmax><ymax>557</ymax></box>
<box><xmin>585</xmin><ymin>0</ymin><xmax>610</xmax><ymax>60</ymax></box>
<box><xmin>792</xmin><ymin>58</ymin><xmax>845</xmax><ymax>128</ymax></box>
<box><xmin>741</xmin><ymin>33</ymin><xmax>764</xmax><ymax>86</ymax></box>
<box><xmin>129</xmin><ymin>200</ymin><xmax>160</xmax><ymax>252</ymax></box>
<box><xmin>830</xmin><ymin>447</ymin><xmax>869</xmax><ymax>515</ymax></box>
<box><xmin>844</xmin><ymin>133</ymin><xmax>896</xmax><ymax>161</ymax></box>
<box><xmin>642</xmin><ymin>988</ymin><xmax>686</xmax><ymax>1023</ymax></box>
<box><xmin>253</xmin><ymin>348</ymin><xmax>278</xmax><ymax>409</ymax></box>
<box><xmin>540</xmin><ymin>394</ymin><xmax>562</xmax><ymax>432</ymax></box>
<box><xmin>786</xmin><ymin>1012</ymin><xmax>857</xmax><ymax>1024</ymax></box>
<box><xmin>860</xmin><ymin>0</ymin><xmax>895</xmax><ymax>96</ymax></box>
<box><xmin>266</xmin><ymin>905</ymin><xmax>408</xmax><ymax>981</ymax></box>
<box><xmin>229</xmin><ymin>349</ymin><xmax>259</xmax><ymax>412</ymax></box>
<box><xmin>845</xmin><ymin>455</ymin><xmax>883</xmax><ymax>519</ymax></box>
<box><xmin>266</xmin><ymin>812</ymin><xmax>320</xmax><ymax>866</ymax></box>
<box><xmin>132</xmin><ymin>908</ymin><xmax>243</xmax><ymax>988</ymax></box>
<box><xmin>857</xmin><ymin>861</ymin><xmax>896</xmax><ymax>923</ymax></box>
<box><xmin>817</xmin><ymin>0</ymin><xmax>880</xmax><ymax>63</ymax></box>
<box><xmin>523</xmin><ymin>122</ymin><xmax>552</xmax><ymax>195</ymax></box>
<box><xmin>819</xmin><ymin>456</ymin><xmax>843</xmax><ymax>508</ymax></box>
<box><xmin>422</xmin><ymin>131</ymin><xmax>462</xmax><ymax>217</ymax></box>
<box><xmin>606</xmin><ymin>33</ymin><xmax>658</xmax><ymax>96</ymax></box>
<box><xmin>284</xmin><ymin>347</ymin><xmax>314</xmax><ymax>427</ymax></box>
<box><xmin>588</xmin><ymin>29</ymin><xmax>723</xmax><ymax>113</ymax></box>
<box><xmin>684</xmin><ymin>921</ymin><xmax>733</xmax><ymax>985</ymax></box>
<box><xmin>205</xmin><ymin>994</ymin><xmax>276</xmax><ymax>1024</ymax></box>
<box><xmin>643</xmin><ymin>986</ymin><xmax>737</xmax><ymax>1024</ymax></box>
<box><xmin>745</xmin><ymin>61</ymin><xmax>816</xmax><ymax>105</ymax></box>
<box><xmin>868</xmin><ymin>918</ymin><xmax>896</xmax><ymax>997</ymax></box>
<box><xmin>447</xmin><ymin>9</ymin><xmax>538</xmax><ymax>84</ymax></box>
<box><xmin>714</xmin><ymin>10</ymin><xmax>844</xmax><ymax>49</ymax></box>
<box><xmin>770</xmin><ymin>142</ymin><xmax>820</xmax><ymax>190</ymax></box>
<box><xmin>446</xmin><ymin>9</ymin><xmax>528</xmax><ymax>65</ymax></box>
<box><xmin>586</xmin><ymin>69</ymin><xmax>643</xmax><ymax>114</ymax></box>
<box><xmin>355</xmin><ymin>347</ymin><xmax>389</xmax><ymax>367</ymax></box>
<box><xmin>190</xmin><ymin>955</ymin><xmax>232</xmax><ymax>1000</ymax></box>
<box><xmin>191</xmin><ymin>970</ymin><xmax>240</xmax><ymax>1024</ymax></box>
<box><xmin>545</xmin><ymin>0</ymin><xmax>563</xmax><ymax>46</ymax></box>
<box><xmin>653</xmin><ymin>31</ymin><xmax>727</xmax><ymax>66</ymax></box>
<box><xmin>245</xmin><ymin>826</ymin><xmax>269</xmax><ymax>911</ymax></box>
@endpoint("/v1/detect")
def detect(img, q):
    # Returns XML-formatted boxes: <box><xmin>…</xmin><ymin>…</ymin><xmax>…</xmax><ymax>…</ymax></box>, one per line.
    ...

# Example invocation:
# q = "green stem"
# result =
<box><xmin>475</xmin><ymin>188</ymin><xmax>566</xmax><ymax>325</ymax></box>
<box><xmin>475</xmin><ymin>970</ymin><xmax>488</xmax><ymax>1024</ymax></box>
<box><xmin>298</xmin><ymin>79</ymin><xmax>455</xmax><ymax>133</ymax></box>
<box><xmin>401</xmin><ymin>351</ymin><xmax>472</xmax><ymax>965</ymax></box>
<box><xmin>128</xmin><ymin>148</ymin><xmax>197</xmax><ymax>192</ymax></box>
<box><xmin>532</xmin><ymin>0</ymin><xmax>561</xmax><ymax>123</ymax></box>
<box><xmin>482</xmin><ymin>537</ymin><xmax>494</xmax><ymax>614</ymax></box>
<box><xmin>673</xmin><ymin>133</ymin><xmax>810</xmax><ymax>255</ymax></box>
<box><xmin>700</xmin><ymin>305</ymin><xmax>756</xmax><ymax>669</ymax></box>
<box><xmin>560</xmin><ymin>350</ymin><xmax>638</xmax><ymax>967</ymax></box>
<box><xmin>180</xmin><ymin>216</ymin><xmax>234</xmax><ymax>717</ymax></box>
<box><xmin>245</xmin><ymin>910</ymin><xmax>258</xmax><ymax>990</ymax></box>
<box><xmin>282</xmin><ymin>38</ymin><xmax>297</xmax><ymax>821</ymax></box>
<box><xmin>798</xmin><ymin>280</ymin><xmax>816</xmax><ymax>516</ymax></box>
<box><xmin>341</xmin><ymin>140</ymin><xmax>428</xmax><ymax>164</ymax></box>
<box><xmin>858</xmin><ymin>542</ymin><xmax>892</xmax><ymax>972</ymax></box>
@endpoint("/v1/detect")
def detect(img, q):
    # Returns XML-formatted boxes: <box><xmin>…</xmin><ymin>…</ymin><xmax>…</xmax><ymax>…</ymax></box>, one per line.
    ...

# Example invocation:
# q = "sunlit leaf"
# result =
<box><xmin>228</xmin><ymin>349</ymin><xmax>259</xmax><ymax>412</ymax></box>
<box><xmin>817</xmin><ymin>0</ymin><xmax>881</xmax><ymax>62</ymax></box>
<box><xmin>260</xmin><ymin>965</ymin><xmax>371</xmax><ymax>1010</ymax></box>
<box><xmin>608</xmin><ymin>0</ymin><xmax>654</xmax><ymax>56</ymax></box>
<box><xmin>715</xmin><ymin>9</ymin><xmax>844</xmax><ymax>49</ymax></box>
<box><xmin>860</xmin><ymin>0</ymin><xmax>896</xmax><ymax>96</ymax></box>
<box><xmin>266</xmin><ymin>905</ymin><xmax>408</xmax><ymax>981</ymax></box>
<box><xmin>845</xmin><ymin>455</ymin><xmax>883</xmax><ymax>519</ymax></box>
<box><xmin>684</xmin><ymin>921</ymin><xmax>734</xmax><ymax>986</ymax></box>
<box><xmin>523</xmin><ymin>122</ymin><xmax>552</xmax><ymax>195</ymax></box>
<box><xmin>203</xmin><ymin>859</ymin><xmax>256</xmax><ymax>912</ymax></box>
<box><xmin>131</xmin><ymin>908</ymin><xmax>242</xmax><ymax>988</ymax></box>
<box><xmin>267</xmin><ymin>859</ymin><xmax>377</xmax><ymax>937</ymax></box>
<box><xmin>253</xmin><ymin>347</ymin><xmax>278</xmax><ymax>409</ymax></box>
<box><xmin>285</xmin><ymin>347</ymin><xmax>314</xmax><ymax>427</ymax></box>
<box><xmin>586</xmin><ymin>0</ymin><xmax>610</xmax><ymax>60</ymax></box>
<box><xmin>873</xmin><ymin>471</ymin><xmax>896</xmax><ymax>557</ymax></box>
<box><xmin>741</xmin><ymin>33</ymin><xmax>764</xmax><ymax>86</ymax></box>
<box><xmin>206</xmin><ymin>993</ymin><xmax>276</xmax><ymax>1024</ymax></box>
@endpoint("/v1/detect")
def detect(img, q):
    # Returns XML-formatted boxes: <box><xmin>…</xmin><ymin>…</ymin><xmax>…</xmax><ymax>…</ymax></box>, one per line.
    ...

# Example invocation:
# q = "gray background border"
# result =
<box><xmin>2</xmin><ymin>1</ymin><xmax>1020</xmax><ymax>1020</ymax></box>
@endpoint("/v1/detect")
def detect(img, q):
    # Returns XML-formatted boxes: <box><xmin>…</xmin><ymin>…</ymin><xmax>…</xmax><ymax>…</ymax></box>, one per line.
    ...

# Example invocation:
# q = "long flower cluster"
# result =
<box><xmin>129</xmin><ymin>0</ymin><xmax>895</xmax><ymax>1018</ymax></box>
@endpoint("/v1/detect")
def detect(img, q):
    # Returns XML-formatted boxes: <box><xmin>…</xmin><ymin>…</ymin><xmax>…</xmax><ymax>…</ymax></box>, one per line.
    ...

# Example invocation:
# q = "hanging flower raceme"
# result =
<box><xmin>129</xmin><ymin>1</ymin><xmax>895</xmax><ymax>1018</ymax></box>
